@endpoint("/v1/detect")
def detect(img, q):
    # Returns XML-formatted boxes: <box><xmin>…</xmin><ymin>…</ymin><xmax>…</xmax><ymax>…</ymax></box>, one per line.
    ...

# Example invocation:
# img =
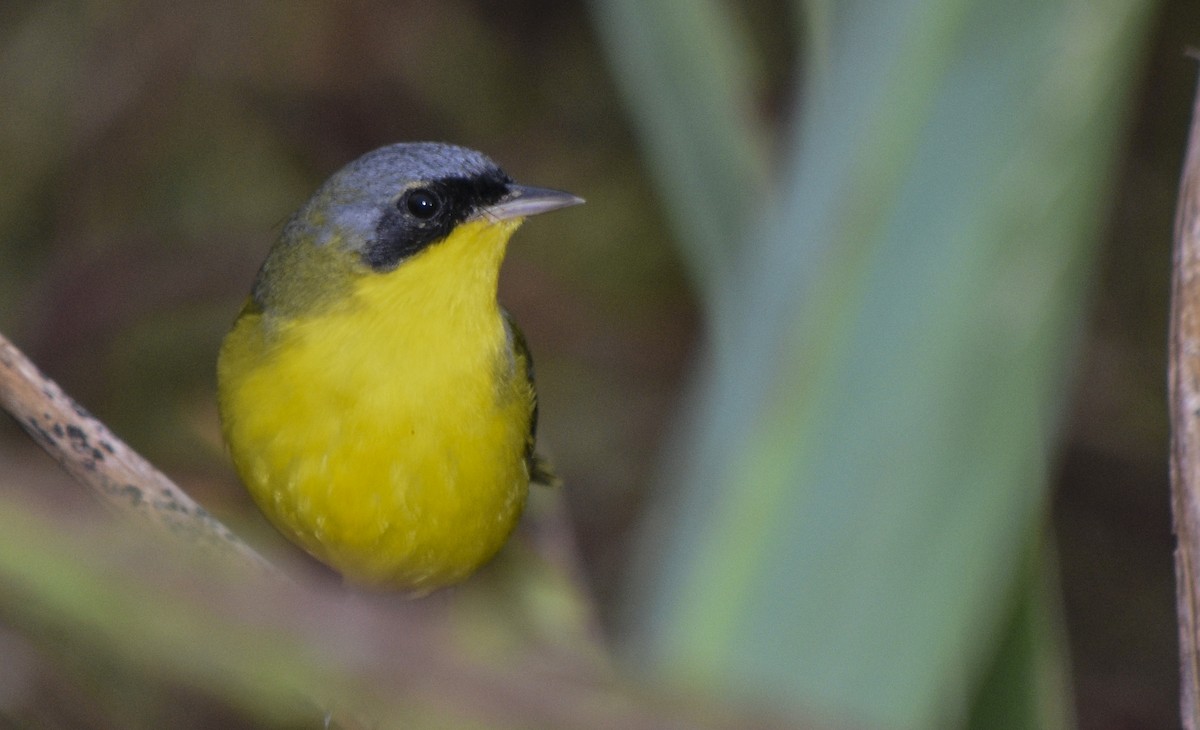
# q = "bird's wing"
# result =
<box><xmin>503</xmin><ymin>309</ymin><xmax>559</xmax><ymax>487</ymax></box>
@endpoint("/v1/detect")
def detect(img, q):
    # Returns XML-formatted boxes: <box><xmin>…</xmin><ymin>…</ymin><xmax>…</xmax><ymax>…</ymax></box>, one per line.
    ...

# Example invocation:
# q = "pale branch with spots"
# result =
<box><xmin>0</xmin><ymin>330</ymin><xmax>273</xmax><ymax>572</ymax></box>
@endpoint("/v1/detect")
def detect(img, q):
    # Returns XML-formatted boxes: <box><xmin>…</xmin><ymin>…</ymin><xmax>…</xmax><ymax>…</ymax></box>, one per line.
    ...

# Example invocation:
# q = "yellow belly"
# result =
<box><xmin>217</xmin><ymin>224</ymin><xmax>533</xmax><ymax>590</ymax></box>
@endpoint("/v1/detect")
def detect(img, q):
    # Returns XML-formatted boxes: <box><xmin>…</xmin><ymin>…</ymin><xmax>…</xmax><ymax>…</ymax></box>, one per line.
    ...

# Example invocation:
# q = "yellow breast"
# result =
<box><xmin>217</xmin><ymin>220</ymin><xmax>533</xmax><ymax>590</ymax></box>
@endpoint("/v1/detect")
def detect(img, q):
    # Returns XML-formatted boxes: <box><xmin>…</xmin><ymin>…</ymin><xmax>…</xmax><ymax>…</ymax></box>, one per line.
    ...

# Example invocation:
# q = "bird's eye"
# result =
<box><xmin>404</xmin><ymin>188</ymin><xmax>441</xmax><ymax>220</ymax></box>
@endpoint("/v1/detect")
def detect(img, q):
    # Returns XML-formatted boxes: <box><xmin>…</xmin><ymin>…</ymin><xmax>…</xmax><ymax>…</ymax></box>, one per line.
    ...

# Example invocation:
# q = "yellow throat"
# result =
<box><xmin>216</xmin><ymin>142</ymin><xmax>580</xmax><ymax>591</ymax></box>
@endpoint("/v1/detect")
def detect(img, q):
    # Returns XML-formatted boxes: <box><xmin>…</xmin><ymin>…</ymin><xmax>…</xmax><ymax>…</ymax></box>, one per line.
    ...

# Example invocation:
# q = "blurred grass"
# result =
<box><xmin>598</xmin><ymin>0</ymin><xmax>1157</xmax><ymax>727</ymax></box>
<box><xmin>0</xmin><ymin>0</ymin><xmax>1189</xmax><ymax>728</ymax></box>
<box><xmin>0</xmin><ymin>489</ymin><xmax>677</xmax><ymax>730</ymax></box>
<box><xmin>589</xmin><ymin>0</ymin><xmax>771</xmax><ymax>311</ymax></box>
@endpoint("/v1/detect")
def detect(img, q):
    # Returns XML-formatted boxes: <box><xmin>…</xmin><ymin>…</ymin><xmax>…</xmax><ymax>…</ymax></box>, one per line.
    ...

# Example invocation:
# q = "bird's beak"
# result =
<box><xmin>473</xmin><ymin>185</ymin><xmax>584</xmax><ymax>222</ymax></box>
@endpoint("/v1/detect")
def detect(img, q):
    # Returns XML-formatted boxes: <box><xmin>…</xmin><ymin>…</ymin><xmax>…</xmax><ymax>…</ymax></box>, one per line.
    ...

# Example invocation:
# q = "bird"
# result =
<box><xmin>216</xmin><ymin>142</ymin><xmax>581</xmax><ymax>592</ymax></box>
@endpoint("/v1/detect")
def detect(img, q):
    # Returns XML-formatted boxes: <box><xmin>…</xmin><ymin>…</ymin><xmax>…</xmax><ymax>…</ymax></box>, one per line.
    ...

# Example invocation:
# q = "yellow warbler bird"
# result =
<box><xmin>217</xmin><ymin>142</ymin><xmax>581</xmax><ymax>591</ymax></box>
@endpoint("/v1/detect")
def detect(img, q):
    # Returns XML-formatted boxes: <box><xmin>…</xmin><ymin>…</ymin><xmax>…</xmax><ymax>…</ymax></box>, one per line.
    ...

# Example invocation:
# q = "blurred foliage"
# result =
<box><xmin>0</xmin><ymin>0</ymin><xmax>1193</xmax><ymax>728</ymax></box>
<box><xmin>0</xmin><ymin>487</ymin><xmax>715</xmax><ymax>729</ymax></box>
<box><xmin>605</xmin><ymin>0</ymin><xmax>1157</xmax><ymax>726</ymax></box>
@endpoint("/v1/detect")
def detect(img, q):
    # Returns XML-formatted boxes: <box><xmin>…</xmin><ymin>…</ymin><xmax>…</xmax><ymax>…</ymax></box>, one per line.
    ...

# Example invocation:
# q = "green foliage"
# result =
<box><xmin>589</xmin><ymin>0</ymin><xmax>771</xmax><ymax>309</ymax></box>
<box><xmin>598</xmin><ymin>0</ymin><xmax>1156</xmax><ymax>727</ymax></box>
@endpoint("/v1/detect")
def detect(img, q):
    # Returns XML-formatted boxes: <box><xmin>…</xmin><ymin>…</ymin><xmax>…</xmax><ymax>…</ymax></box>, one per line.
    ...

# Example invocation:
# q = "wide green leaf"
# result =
<box><xmin>600</xmin><ymin>0</ymin><xmax>1156</xmax><ymax>727</ymax></box>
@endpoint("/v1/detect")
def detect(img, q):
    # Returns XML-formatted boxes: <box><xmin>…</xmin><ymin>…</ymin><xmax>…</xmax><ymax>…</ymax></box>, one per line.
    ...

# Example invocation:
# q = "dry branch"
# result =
<box><xmin>1169</xmin><ymin>69</ymin><xmax>1200</xmax><ymax>730</ymax></box>
<box><xmin>0</xmin><ymin>330</ymin><xmax>272</xmax><ymax>571</ymax></box>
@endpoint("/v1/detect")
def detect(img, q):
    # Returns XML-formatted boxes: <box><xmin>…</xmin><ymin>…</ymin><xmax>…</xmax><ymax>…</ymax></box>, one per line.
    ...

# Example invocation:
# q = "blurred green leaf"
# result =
<box><xmin>588</xmin><ymin>0</ymin><xmax>772</xmax><ymax>310</ymax></box>
<box><xmin>967</xmin><ymin>541</ymin><xmax>1074</xmax><ymax>730</ymax></box>
<box><xmin>0</xmin><ymin>491</ymin><xmax>708</xmax><ymax>730</ymax></box>
<box><xmin>609</xmin><ymin>0</ymin><xmax>1156</xmax><ymax>727</ymax></box>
